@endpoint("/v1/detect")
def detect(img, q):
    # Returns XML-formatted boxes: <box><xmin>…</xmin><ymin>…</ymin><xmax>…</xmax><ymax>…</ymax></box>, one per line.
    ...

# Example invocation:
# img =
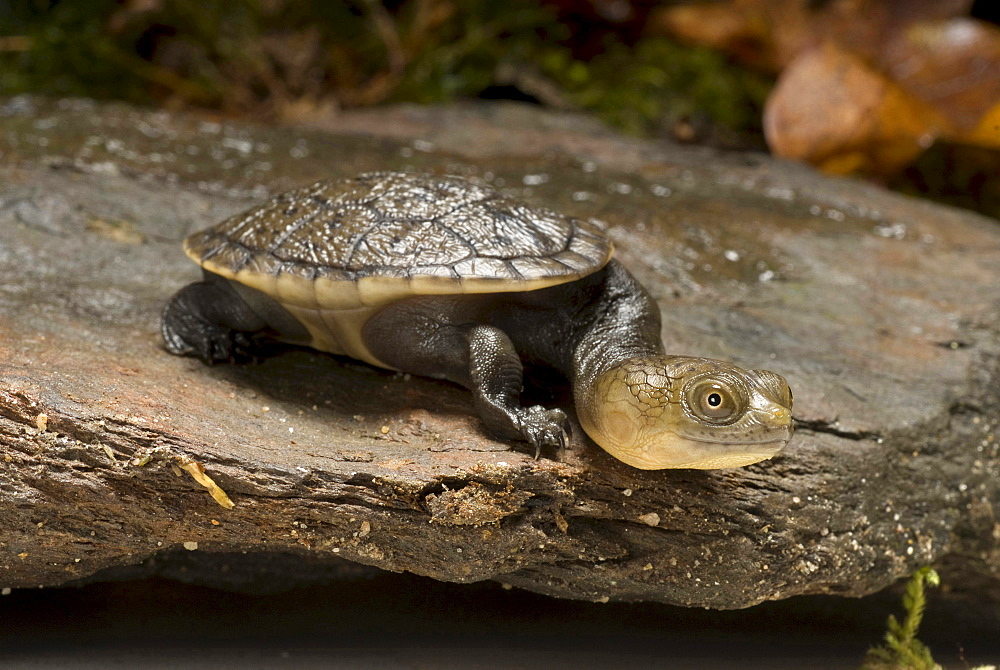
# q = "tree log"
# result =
<box><xmin>1</xmin><ymin>97</ymin><xmax>998</xmax><ymax>611</ymax></box>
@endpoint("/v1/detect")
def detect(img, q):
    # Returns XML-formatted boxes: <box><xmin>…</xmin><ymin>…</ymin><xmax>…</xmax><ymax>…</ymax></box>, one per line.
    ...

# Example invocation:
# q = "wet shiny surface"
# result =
<box><xmin>2</xmin><ymin>96</ymin><xmax>999</xmax><ymax>616</ymax></box>
<box><xmin>186</xmin><ymin>171</ymin><xmax>610</xmax><ymax>282</ymax></box>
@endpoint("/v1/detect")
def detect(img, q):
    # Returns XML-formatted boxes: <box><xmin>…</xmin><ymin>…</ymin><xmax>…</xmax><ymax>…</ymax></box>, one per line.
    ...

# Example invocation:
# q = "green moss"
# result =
<box><xmin>861</xmin><ymin>567</ymin><xmax>996</xmax><ymax>670</ymax></box>
<box><xmin>1</xmin><ymin>1</ymin><xmax>378</xmax><ymax>108</ymax></box>
<box><xmin>546</xmin><ymin>38</ymin><xmax>772</xmax><ymax>142</ymax></box>
<box><xmin>0</xmin><ymin>0</ymin><xmax>768</xmax><ymax>143</ymax></box>
<box><xmin>862</xmin><ymin>566</ymin><xmax>942</xmax><ymax>670</ymax></box>
<box><xmin>389</xmin><ymin>2</ymin><xmax>567</xmax><ymax>104</ymax></box>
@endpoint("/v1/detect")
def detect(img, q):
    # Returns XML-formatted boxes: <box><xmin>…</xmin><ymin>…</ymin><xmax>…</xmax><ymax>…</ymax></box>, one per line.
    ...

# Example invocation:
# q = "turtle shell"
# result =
<box><xmin>184</xmin><ymin>171</ymin><xmax>613</xmax><ymax>311</ymax></box>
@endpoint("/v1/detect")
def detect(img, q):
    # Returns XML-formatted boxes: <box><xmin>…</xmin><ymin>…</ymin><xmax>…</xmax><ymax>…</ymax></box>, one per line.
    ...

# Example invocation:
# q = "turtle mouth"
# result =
<box><xmin>612</xmin><ymin>429</ymin><xmax>791</xmax><ymax>469</ymax></box>
<box><xmin>671</xmin><ymin>445</ymin><xmax>786</xmax><ymax>470</ymax></box>
<box><xmin>679</xmin><ymin>431</ymin><xmax>793</xmax><ymax>446</ymax></box>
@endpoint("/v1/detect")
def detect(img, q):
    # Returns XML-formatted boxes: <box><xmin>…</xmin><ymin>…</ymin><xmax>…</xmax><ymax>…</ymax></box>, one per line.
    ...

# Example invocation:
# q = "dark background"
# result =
<box><xmin>2</xmin><ymin>564</ymin><xmax>998</xmax><ymax>669</ymax></box>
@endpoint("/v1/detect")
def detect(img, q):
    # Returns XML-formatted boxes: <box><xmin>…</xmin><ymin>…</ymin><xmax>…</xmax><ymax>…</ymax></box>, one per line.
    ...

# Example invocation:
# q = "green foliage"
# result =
<box><xmin>862</xmin><ymin>566</ymin><xmax>941</xmax><ymax>670</ymax></box>
<box><xmin>861</xmin><ymin>565</ymin><xmax>998</xmax><ymax>670</ymax></box>
<box><xmin>0</xmin><ymin>0</ymin><xmax>377</xmax><ymax>109</ymax></box>
<box><xmin>859</xmin><ymin>567</ymin><xmax>999</xmax><ymax>670</ymax></box>
<box><xmin>390</xmin><ymin>2</ymin><xmax>567</xmax><ymax>104</ymax></box>
<box><xmin>0</xmin><ymin>1</ymin><xmax>566</xmax><ymax>108</ymax></box>
<box><xmin>1</xmin><ymin>0</ymin><xmax>140</xmax><ymax>100</ymax></box>
<box><xmin>544</xmin><ymin>38</ymin><xmax>771</xmax><ymax>140</ymax></box>
<box><xmin>0</xmin><ymin>0</ymin><xmax>769</xmax><ymax>142</ymax></box>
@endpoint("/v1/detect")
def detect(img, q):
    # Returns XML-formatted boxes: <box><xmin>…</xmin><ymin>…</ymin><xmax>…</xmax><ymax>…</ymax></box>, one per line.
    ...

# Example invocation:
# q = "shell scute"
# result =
<box><xmin>453</xmin><ymin>257</ymin><xmax>520</xmax><ymax>280</ymax></box>
<box><xmin>185</xmin><ymin>171</ymin><xmax>613</xmax><ymax>306</ymax></box>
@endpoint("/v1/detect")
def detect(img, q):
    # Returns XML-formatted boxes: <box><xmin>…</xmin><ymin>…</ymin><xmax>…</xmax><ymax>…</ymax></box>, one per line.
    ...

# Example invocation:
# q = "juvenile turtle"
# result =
<box><xmin>162</xmin><ymin>171</ymin><xmax>793</xmax><ymax>469</ymax></box>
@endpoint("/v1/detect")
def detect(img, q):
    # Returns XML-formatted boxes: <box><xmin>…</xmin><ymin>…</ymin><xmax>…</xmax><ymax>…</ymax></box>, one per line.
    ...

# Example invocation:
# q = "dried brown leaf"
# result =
<box><xmin>648</xmin><ymin>0</ymin><xmax>809</xmax><ymax>72</ymax></box>
<box><xmin>649</xmin><ymin>0</ymin><xmax>974</xmax><ymax>72</ymax></box>
<box><xmin>966</xmin><ymin>102</ymin><xmax>1000</xmax><ymax>148</ymax></box>
<box><xmin>176</xmin><ymin>456</ymin><xmax>236</xmax><ymax>510</ymax></box>
<box><xmin>880</xmin><ymin>19</ymin><xmax>1000</xmax><ymax>134</ymax></box>
<box><xmin>763</xmin><ymin>42</ymin><xmax>951</xmax><ymax>175</ymax></box>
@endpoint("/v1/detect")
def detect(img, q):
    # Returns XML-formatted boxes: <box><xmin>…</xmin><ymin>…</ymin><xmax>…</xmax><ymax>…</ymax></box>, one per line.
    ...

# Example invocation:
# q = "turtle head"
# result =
<box><xmin>578</xmin><ymin>356</ymin><xmax>793</xmax><ymax>470</ymax></box>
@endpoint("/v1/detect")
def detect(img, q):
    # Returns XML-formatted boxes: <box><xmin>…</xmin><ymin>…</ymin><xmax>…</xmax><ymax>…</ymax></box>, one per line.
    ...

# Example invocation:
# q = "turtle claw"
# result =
<box><xmin>200</xmin><ymin>329</ymin><xmax>254</xmax><ymax>365</ymax></box>
<box><xmin>163</xmin><ymin>314</ymin><xmax>266</xmax><ymax>366</ymax></box>
<box><xmin>520</xmin><ymin>406</ymin><xmax>569</xmax><ymax>460</ymax></box>
<box><xmin>229</xmin><ymin>331</ymin><xmax>264</xmax><ymax>363</ymax></box>
<box><xmin>536</xmin><ymin>424</ymin><xmax>570</xmax><ymax>460</ymax></box>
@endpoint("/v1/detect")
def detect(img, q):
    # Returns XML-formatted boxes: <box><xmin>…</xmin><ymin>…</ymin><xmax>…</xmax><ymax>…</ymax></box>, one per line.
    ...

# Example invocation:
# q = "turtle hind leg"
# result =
<box><xmin>162</xmin><ymin>279</ymin><xmax>271</xmax><ymax>364</ymax></box>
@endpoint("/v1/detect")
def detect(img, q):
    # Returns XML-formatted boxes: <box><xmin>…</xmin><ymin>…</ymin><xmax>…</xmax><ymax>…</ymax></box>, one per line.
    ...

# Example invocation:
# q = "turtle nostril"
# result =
<box><xmin>770</xmin><ymin>407</ymin><xmax>791</xmax><ymax>424</ymax></box>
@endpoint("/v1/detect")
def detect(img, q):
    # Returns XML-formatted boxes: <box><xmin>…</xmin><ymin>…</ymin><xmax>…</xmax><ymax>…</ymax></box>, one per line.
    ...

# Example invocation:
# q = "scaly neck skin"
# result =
<box><xmin>568</xmin><ymin>261</ymin><xmax>665</xmax><ymax>424</ymax></box>
<box><xmin>564</xmin><ymin>265</ymin><xmax>795</xmax><ymax>469</ymax></box>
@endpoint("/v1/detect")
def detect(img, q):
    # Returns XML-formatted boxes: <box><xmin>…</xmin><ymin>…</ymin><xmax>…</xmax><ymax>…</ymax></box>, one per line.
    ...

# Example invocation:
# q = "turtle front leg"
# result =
<box><xmin>162</xmin><ymin>279</ymin><xmax>270</xmax><ymax>364</ymax></box>
<box><xmin>464</xmin><ymin>324</ymin><xmax>569</xmax><ymax>457</ymax></box>
<box><xmin>364</xmin><ymin>308</ymin><xmax>568</xmax><ymax>458</ymax></box>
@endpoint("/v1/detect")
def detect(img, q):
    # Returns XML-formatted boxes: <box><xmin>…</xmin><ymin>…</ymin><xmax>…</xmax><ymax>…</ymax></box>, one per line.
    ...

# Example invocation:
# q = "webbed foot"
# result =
<box><xmin>519</xmin><ymin>406</ymin><xmax>570</xmax><ymax>459</ymax></box>
<box><xmin>162</xmin><ymin>315</ymin><xmax>264</xmax><ymax>364</ymax></box>
<box><xmin>162</xmin><ymin>281</ymin><xmax>270</xmax><ymax>365</ymax></box>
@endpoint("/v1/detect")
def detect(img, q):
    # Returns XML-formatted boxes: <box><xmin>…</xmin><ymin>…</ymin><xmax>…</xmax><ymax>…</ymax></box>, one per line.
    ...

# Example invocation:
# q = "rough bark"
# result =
<box><xmin>1</xmin><ymin>96</ymin><xmax>998</xmax><ymax>612</ymax></box>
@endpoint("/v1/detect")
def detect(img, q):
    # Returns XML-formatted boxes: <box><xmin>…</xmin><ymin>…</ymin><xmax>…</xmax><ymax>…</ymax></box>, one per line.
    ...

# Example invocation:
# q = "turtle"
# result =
<box><xmin>162</xmin><ymin>171</ymin><xmax>793</xmax><ymax>469</ymax></box>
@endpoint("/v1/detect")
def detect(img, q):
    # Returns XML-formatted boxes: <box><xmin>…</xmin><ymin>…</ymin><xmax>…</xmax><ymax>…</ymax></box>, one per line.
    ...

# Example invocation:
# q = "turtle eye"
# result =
<box><xmin>686</xmin><ymin>379</ymin><xmax>744</xmax><ymax>424</ymax></box>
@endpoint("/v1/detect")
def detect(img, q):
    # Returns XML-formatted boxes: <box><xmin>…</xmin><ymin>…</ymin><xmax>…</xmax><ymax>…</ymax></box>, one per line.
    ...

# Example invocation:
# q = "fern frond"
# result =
<box><xmin>861</xmin><ymin>566</ymin><xmax>942</xmax><ymax>670</ymax></box>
